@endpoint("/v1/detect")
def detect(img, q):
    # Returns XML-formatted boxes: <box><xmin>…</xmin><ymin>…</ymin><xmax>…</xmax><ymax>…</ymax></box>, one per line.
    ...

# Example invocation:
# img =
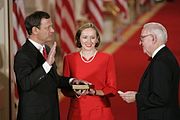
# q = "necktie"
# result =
<box><xmin>148</xmin><ymin>57</ymin><xmax>152</xmax><ymax>61</ymax></box>
<box><xmin>43</xmin><ymin>47</ymin><xmax>48</xmax><ymax>60</ymax></box>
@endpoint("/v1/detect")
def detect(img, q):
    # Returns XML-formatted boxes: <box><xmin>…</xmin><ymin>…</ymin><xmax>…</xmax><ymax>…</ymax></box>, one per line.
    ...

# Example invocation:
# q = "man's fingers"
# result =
<box><xmin>49</xmin><ymin>42</ymin><xmax>56</xmax><ymax>56</ymax></box>
<box><xmin>78</xmin><ymin>80</ymin><xmax>92</xmax><ymax>85</ymax></box>
<box><xmin>83</xmin><ymin>81</ymin><xmax>92</xmax><ymax>85</ymax></box>
<box><xmin>72</xmin><ymin>79</ymin><xmax>92</xmax><ymax>85</ymax></box>
<box><xmin>52</xmin><ymin>42</ymin><xmax>57</xmax><ymax>53</ymax></box>
<box><xmin>46</xmin><ymin>42</ymin><xmax>57</xmax><ymax>65</ymax></box>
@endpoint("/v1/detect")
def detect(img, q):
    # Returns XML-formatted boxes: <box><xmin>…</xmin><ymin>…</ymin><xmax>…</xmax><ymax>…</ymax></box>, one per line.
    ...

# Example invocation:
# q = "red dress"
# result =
<box><xmin>63</xmin><ymin>52</ymin><xmax>117</xmax><ymax>120</ymax></box>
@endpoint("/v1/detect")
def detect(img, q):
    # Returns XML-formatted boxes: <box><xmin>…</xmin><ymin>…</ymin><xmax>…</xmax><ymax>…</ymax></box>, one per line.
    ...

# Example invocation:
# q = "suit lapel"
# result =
<box><xmin>152</xmin><ymin>46</ymin><xmax>168</xmax><ymax>61</ymax></box>
<box><xmin>26</xmin><ymin>39</ymin><xmax>46</xmax><ymax>61</ymax></box>
<box><xmin>138</xmin><ymin>46</ymin><xmax>168</xmax><ymax>90</ymax></box>
<box><xmin>23</xmin><ymin>39</ymin><xmax>46</xmax><ymax>67</ymax></box>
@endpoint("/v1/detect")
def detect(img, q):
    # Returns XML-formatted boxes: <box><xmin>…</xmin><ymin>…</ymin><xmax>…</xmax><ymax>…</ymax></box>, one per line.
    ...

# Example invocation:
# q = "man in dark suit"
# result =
<box><xmin>119</xmin><ymin>22</ymin><xmax>180</xmax><ymax>120</ymax></box>
<box><xmin>14</xmin><ymin>11</ymin><xmax>88</xmax><ymax>120</ymax></box>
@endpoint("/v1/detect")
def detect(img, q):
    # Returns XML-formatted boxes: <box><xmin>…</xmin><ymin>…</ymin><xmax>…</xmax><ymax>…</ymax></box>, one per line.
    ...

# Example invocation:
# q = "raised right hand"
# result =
<box><xmin>46</xmin><ymin>42</ymin><xmax>56</xmax><ymax>65</ymax></box>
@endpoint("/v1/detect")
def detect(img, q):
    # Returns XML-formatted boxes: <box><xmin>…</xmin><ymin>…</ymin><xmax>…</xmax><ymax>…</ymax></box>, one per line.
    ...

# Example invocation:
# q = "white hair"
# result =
<box><xmin>143</xmin><ymin>22</ymin><xmax>168</xmax><ymax>43</ymax></box>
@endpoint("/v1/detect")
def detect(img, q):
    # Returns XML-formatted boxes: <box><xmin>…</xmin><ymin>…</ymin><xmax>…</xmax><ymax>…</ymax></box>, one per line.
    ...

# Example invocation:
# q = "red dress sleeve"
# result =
<box><xmin>102</xmin><ymin>54</ymin><xmax>117</xmax><ymax>96</ymax></box>
<box><xmin>63</xmin><ymin>55</ymin><xmax>70</xmax><ymax>77</ymax></box>
<box><xmin>62</xmin><ymin>55</ymin><xmax>76</xmax><ymax>97</ymax></box>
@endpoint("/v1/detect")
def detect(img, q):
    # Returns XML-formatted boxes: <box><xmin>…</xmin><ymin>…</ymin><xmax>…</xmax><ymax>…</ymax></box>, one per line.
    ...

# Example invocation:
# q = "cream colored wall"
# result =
<box><xmin>0</xmin><ymin>0</ymin><xmax>10</xmax><ymax>120</ymax></box>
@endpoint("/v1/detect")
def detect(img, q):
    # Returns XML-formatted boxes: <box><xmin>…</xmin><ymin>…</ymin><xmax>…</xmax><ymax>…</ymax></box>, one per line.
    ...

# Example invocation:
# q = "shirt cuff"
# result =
<box><xmin>69</xmin><ymin>78</ymin><xmax>75</xmax><ymax>85</ymax></box>
<box><xmin>43</xmin><ymin>61</ymin><xmax>52</xmax><ymax>73</ymax></box>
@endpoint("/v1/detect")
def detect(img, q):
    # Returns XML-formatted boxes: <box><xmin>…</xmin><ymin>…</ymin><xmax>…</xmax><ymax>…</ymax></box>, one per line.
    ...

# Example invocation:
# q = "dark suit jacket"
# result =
<box><xmin>14</xmin><ymin>39</ymin><xmax>71</xmax><ymax>120</ymax></box>
<box><xmin>136</xmin><ymin>46</ymin><xmax>180</xmax><ymax>120</ymax></box>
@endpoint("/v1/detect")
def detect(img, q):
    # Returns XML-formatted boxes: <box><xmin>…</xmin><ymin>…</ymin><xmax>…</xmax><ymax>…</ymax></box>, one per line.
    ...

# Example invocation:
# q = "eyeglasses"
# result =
<box><xmin>140</xmin><ymin>34</ymin><xmax>154</xmax><ymax>42</ymax></box>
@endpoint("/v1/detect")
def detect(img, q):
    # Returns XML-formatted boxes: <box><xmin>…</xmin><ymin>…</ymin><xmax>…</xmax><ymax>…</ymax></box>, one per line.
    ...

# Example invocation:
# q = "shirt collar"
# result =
<box><xmin>28</xmin><ymin>39</ymin><xmax>45</xmax><ymax>53</ymax></box>
<box><xmin>152</xmin><ymin>44</ymin><xmax>165</xmax><ymax>58</ymax></box>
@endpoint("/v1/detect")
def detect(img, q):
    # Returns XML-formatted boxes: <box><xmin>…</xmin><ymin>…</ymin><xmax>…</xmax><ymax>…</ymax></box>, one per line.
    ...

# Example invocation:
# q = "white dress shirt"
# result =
<box><xmin>152</xmin><ymin>44</ymin><xmax>165</xmax><ymax>58</ymax></box>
